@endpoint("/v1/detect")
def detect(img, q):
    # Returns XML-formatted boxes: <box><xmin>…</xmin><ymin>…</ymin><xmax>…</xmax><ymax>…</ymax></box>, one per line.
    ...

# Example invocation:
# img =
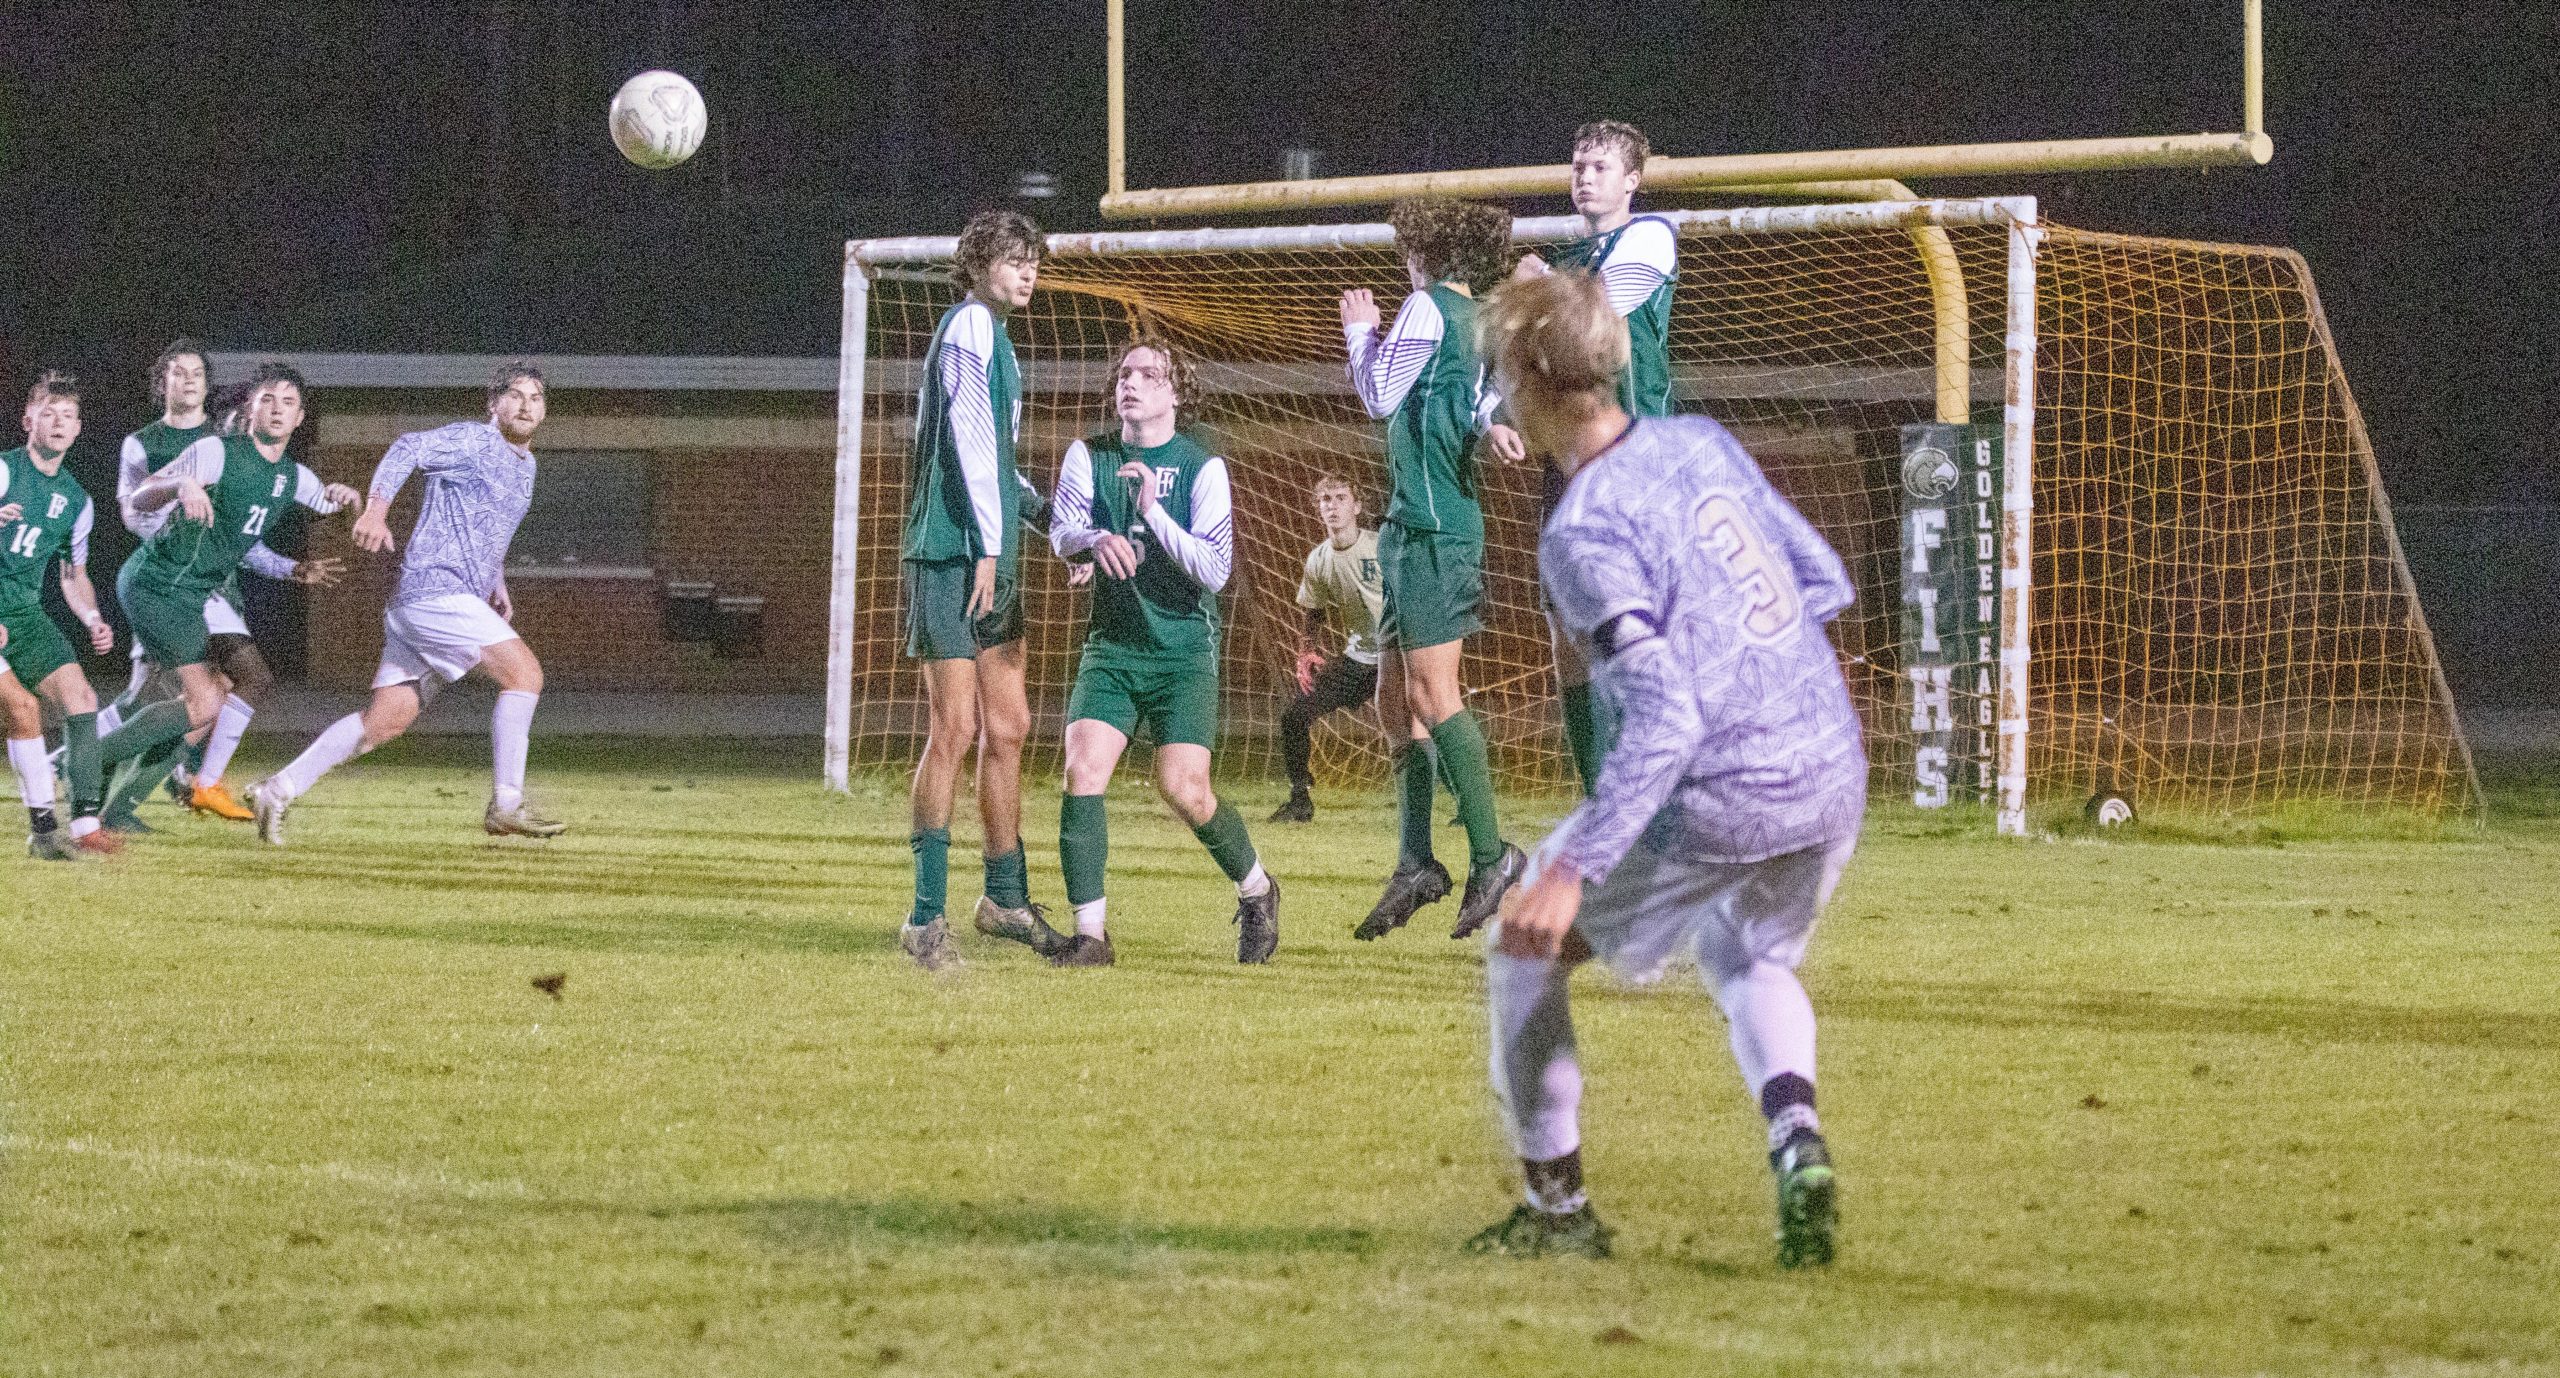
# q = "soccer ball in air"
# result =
<box><xmin>608</xmin><ymin>70</ymin><xmax>707</xmax><ymax>170</ymax></box>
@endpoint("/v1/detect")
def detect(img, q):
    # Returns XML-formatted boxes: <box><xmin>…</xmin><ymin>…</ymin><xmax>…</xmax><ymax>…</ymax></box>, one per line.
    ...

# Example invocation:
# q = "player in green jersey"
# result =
<box><xmin>1340</xmin><ymin>197</ymin><xmax>1526</xmax><ymax>944</ymax></box>
<box><xmin>1044</xmin><ymin>334</ymin><xmax>1279</xmax><ymax>967</ymax></box>
<box><xmin>896</xmin><ymin>209</ymin><xmax>1056</xmax><ymax>971</ymax></box>
<box><xmin>1</xmin><ymin>371</ymin><xmax>127</xmax><ymax>856</ymax></box>
<box><xmin>1506</xmin><ymin>121</ymin><xmax>1678</xmax><ymax>796</ymax></box>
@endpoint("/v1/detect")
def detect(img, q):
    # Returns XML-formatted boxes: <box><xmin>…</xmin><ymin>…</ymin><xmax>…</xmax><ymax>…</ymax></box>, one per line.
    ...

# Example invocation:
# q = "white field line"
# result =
<box><xmin>1</xmin><ymin>1133</ymin><xmax>533</xmax><ymax>1202</ymax></box>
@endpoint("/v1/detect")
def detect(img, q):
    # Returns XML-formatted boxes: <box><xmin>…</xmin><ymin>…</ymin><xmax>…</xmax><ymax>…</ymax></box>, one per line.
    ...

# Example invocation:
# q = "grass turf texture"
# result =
<box><xmin>6</xmin><ymin>740</ymin><xmax>2557</xmax><ymax>1377</ymax></box>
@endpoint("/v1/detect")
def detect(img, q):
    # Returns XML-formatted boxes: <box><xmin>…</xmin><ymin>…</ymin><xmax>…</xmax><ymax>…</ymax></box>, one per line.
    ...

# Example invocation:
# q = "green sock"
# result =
<box><xmin>1059</xmin><ymin>793</ymin><xmax>1108</xmax><ymax>907</ymax></box>
<box><xmin>64</xmin><ymin>712</ymin><xmax>102</xmax><ymax>816</ymax></box>
<box><xmin>1429</xmin><ymin>710</ymin><xmax>1505</xmax><ymax>869</ymax></box>
<box><xmin>984</xmin><ymin>844</ymin><xmax>1030</xmax><ymax>909</ymax></box>
<box><xmin>1190</xmin><ymin>801</ymin><xmax>1259</xmax><ymax>885</ymax></box>
<box><xmin>105</xmin><ymin>738</ymin><xmax>187</xmax><ymax>821</ymax></box>
<box><xmin>908</xmin><ymin>828</ymin><xmax>950</xmax><ymax>926</ymax></box>
<box><xmin>1561</xmin><ymin>682</ymin><xmax>1605</xmax><ymax>799</ymax></box>
<box><xmin>1396</xmin><ymin>743</ymin><xmax>1438</xmax><ymax>870</ymax></box>
<box><xmin>98</xmin><ymin>700</ymin><xmax>190</xmax><ymax>769</ymax></box>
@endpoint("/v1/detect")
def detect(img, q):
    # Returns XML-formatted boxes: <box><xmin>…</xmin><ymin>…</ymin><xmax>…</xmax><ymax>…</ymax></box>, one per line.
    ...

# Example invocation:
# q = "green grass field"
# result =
<box><xmin>6</xmin><ymin>740</ymin><xmax>2558</xmax><ymax>1377</ymax></box>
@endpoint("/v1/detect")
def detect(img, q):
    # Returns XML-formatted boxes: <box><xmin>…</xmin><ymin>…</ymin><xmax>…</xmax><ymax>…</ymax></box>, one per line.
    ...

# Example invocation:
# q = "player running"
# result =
<box><xmin>1045</xmin><ymin>334</ymin><xmax>1279</xmax><ymax>967</ymax></box>
<box><xmin>896</xmin><ymin>210</ymin><xmax>1058</xmax><ymax>971</ymax></box>
<box><xmin>1465</xmin><ymin>271</ymin><xmax>1864</xmax><ymax>1267</ymax></box>
<box><xmin>1340</xmin><ymin>196</ymin><xmax>1525</xmax><ymax>943</ymax></box>
<box><xmin>246</xmin><ymin>364</ymin><xmax>556</xmax><ymax>843</ymax></box>
<box><xmin>1268</xmin><ymin>475</ymin><xmax>1385</xmax><ymax>825</ymax></box>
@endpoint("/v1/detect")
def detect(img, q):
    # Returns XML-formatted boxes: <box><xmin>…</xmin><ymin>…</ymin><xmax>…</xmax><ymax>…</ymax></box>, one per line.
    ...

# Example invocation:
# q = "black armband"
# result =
<box><xmin>1591</xmin><ymin>610</ymin><xmax>1662</xmax><ymax>659</ymax></box>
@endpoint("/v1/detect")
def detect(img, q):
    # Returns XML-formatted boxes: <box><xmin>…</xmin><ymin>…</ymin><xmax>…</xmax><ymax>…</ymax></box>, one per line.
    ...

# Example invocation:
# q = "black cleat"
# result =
<box><xmin>1049</xmin><ymin>933</ymin><xmax>1116</xmax><ymax>967</ymax></box>
<box><xmin>1354</xmin><ymin>859</ymin><xmax>1453</xmax><ymax>940</ymax></box>
<box><xmin>1462</xmin><ymin>1202</ymin><xmax>1615</xmax><ymax>1259</ymax></box>
<box><xmin>1266</xmin><ymin>793</ymin><xmax>1313</xmax><ymax>824</ymax></box>
<box><xmin>1772</xmin><ymin>1130</ymin><xmax>1839</xmax><ymax>1269</ymax></box>
<box><xmin>1234</xmin><ymin>878</ymin><xmax>1280</xmax><ymax>963</ymax></box>
<box><xmin>1450</xmin><ymin>843</ymin><xmax>1526</xmax><ymax>939</ymax></box>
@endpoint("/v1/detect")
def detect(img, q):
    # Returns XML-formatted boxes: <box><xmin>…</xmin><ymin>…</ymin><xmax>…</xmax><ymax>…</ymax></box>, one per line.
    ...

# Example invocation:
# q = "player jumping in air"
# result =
<box><xmin>897</xmin><ymin>209</ymin><xmax>1062</xmax><ymax>971</ymax></box>
<box><xmin>1465</xmin><ymin>271</ymin><xmax>1864</xmax><ymax>1267</ymax></box>
<box><xmin>1268</xmin><ymin>475</ymin><xmax>1386</xmax><ymax>825</ymax></box>
<box><xmin>1504</xmin><ymin>120</ymin><xmax>1678</xmax><ymax>797</ymax></box>
<box><xmin>1045</xmin><ymin>334</ymin><xmax>1279</xmax><ymax>967</ymax></box>
<box><xmin>246</xmin><ymin>363</ymin><xmax>557</xmax><ymax>843</ymax></box>
<box><xmin>1341</xmin><ymin>196</ymin><xmax>1525</xmax><ymax>943</ymax></box>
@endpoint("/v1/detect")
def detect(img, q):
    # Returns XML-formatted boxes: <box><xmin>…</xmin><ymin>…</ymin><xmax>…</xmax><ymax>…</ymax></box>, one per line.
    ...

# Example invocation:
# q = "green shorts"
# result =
<box><xmin>117</xmin><ymin>565</ymin><xmax>211</xmax><ymax>669</ymax></box>
<box><xmin>902</xmin><ymin>557</ymin><xmax>1024</xmax><ymax>660</ymax></box>
<box><xmin>0</xmin><ymin>608</ymin><xmax>78</xmax><ymax>687</ymax></box>
<box><xmin>1065</xmin><ymin>648</ymin><xmax>1220</xmax><ymax>749</ymax></box>
<box><xmin>1377</xmin><ymin>522</ymin><xmax>1485</xmax><ymax>651</ymax></box>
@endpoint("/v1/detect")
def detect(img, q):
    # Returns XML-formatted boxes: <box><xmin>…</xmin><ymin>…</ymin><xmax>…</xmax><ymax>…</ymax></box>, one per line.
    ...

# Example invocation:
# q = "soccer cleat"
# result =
<box><xmin>71</xmin><ymin>828</ymin><xmax>126</xmax><ymax>857</ymax></box>
<box><xmin>484</xmin><ymin>800</ymin><xmax>568</xmax><ymax>838</ymax></box>
<box><xmin>189</xmin><ymin>782</ymin><xmax>255</xmax><ymax>822</ymax></box>
<box><xmin>1450</xmin><ymin>843</ymin><xmax>1526</xmax><ymax>940</ymax></box>
<box><xmin>27</xmin><ymin>830</ymin><xmax>95</xmax><ymax>863</ymax></box>
<box><xmin>900</xmin><ymin>915</ymin><xmax>965</xmax><ymax>972</ymax></box>
<box><xmin>1266</xmin><ymin>793</ymin><xmax>1313</xmax><ymax>824</ymax></box>
<box><xmin>162</xmin><ymin>770</ymin><xmax>194</xmax><ymax>806</ymax></box>
<box><xmin>1461</xmin><ymin>1202</ymin><xmax>1615</xmax><ymax>1259</ymax></box>
<box><xmin>974</xmin><ymin>896</ymin><xmax>1074</xmax><ymax>957</ymax></box>
<box><xmin>1353</xmin><ymin>859</ymin><xmax>1453</xmax><ymax>940</ymax></box>
<box><xmin>1771</xmin><ymin>1130</ymin><xmax>1839</xmax><ymax>1269</ymax></box>
<box><xmin>1234</xmin><ymin>877</ymin><xmax>1280</xmax><ymax>964</ymax></box>
<box><xmin>248</xmin><ymin>779</ymin><xmax>290</xmax><ymax>846</ymax></box>
<box><xmin>1048</xmin><ymin>933</ymin><xmax>1116</xmax><ymax>967</ymax></box>
<box><xmin>101</xmin><ymin>809</ymin><xmax>157</xmax><ymax>835</ymax></box>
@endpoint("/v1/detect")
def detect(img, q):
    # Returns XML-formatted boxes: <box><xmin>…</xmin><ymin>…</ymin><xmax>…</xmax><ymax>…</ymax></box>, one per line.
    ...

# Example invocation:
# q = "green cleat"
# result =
<box><xmin>1462</xmin><ymin>1202</ymin><xmax>1615</xmax><ymax>1259</ymax></box>
<box><xmin>974</xmin><ymin>896</ymin><xmax>1073</xmax><ymax>957</ymax></box>
<box><xmin>1772</xmin><ymin>1131</ymin><xmax>1838</xmax><ymax>1269</ymax></box>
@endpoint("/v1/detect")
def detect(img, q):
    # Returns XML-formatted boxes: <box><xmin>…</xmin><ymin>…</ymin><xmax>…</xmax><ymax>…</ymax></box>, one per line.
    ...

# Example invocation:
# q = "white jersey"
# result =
<box><xmin>1296</xmin><ymin>529</ymin><xmax>1385</xmax><ymax>665</ymax></box>
<box><xmin>369</xmin><ymin>421</ymin><xmax>535</xmax><ymax>609</ymax></box>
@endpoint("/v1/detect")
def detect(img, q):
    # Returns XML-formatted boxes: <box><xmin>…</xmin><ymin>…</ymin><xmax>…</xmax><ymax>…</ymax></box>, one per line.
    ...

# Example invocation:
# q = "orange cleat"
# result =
<box><xmin>190</xmin><ymin>782</ymin><xmax>255</xmax><ymax>822</ymax></box>
<box><xmin>73</xmin><ymin>828</ymin><xmax>126</xmax><ymax>857</ymax></box>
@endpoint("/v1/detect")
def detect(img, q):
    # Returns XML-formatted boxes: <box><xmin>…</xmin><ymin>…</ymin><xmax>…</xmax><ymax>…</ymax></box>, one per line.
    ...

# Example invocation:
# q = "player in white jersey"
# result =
<box><xmin>1465</xmin><ymin>272</ymin><xmax>1865</xmax><ymax>1268</ymax></box>
<box><xmin>1268</xmin><ymin>475</ymin><xmax>1386</xmax><ymax>824</ymax></box>
<box><xmin>249</xmin><ymin>363</ymin><xmax>561</xmax><ymax>843</ymax></box>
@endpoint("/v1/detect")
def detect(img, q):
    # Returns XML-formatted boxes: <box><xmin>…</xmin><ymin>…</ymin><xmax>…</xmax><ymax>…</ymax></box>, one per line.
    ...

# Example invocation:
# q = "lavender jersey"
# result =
<box><xmin>1540</xmin><ymin>415</ymin><xmax>1867</xmax><ymax>877</ymax></box>
<box><xmin>369</xmin><ymin>421</ymin><xmax>536</xmax><ymax>609</ymax></box>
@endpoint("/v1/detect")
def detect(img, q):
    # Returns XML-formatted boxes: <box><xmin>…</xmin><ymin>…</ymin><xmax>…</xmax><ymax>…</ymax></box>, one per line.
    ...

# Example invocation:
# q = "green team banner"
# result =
<box><xmin>1899</xmin><ymin>422</ymin><xmax>2002</xmax><ymax>808</ymax></box>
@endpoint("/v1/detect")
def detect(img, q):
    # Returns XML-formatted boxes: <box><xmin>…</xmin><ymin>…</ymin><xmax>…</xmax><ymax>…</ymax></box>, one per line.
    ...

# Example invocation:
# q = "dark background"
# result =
<box><xmin>3</xmin><ymin>0</ymin><xmax>2553</xmax><ymax>698</ymax></box>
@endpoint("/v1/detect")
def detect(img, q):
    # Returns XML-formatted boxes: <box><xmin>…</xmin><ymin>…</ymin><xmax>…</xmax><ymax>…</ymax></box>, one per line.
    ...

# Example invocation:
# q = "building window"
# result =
<box><xmin>508</xmin><ymin>451</ymin><xmax>653</xmax><ymax>573</ymax></box>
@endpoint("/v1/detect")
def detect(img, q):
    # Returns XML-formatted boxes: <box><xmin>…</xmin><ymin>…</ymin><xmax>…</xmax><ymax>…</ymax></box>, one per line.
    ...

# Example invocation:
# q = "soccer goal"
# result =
<box><xmin>826</xmin><ymin>196</ymin><xmax>2478</xmax><ymax>831</ymax></box>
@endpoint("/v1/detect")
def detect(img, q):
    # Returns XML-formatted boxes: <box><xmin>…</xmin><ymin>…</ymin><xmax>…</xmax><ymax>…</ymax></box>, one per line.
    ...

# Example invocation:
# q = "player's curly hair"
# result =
<box><xmin>247</xmin><ymin>361</ymin><xmax>307</xmax><ymax>399</ymax></box>
<box><xmin>954</xmin><ymin>209</ymin><xmax>1048</xmax><ymax>293</ymax></box>
<box><xmin>487</xmin><ymin>360</ymin><xmax>545</xmax><ymax>404</ymax></box>
<box><xmin>211</xmin><ymin>382</ymin><xmax>252</xmax><ymax>435</ymax></box>
<box><xmin>23</xmin><ymin>368</ymin><xmax>79</xmax><ymax>413</ymax></box>
<box><xmin>1388</xmin><ymin>197</ymin><xmax>1512</xmax><ymax>294</ymax></box>
<box><xmin>1479</xmin><ymin>270</ymin><xmax>1629</xmax><ymax>404</ymax></box>
<box><xmin>149</xmin><ymin>338</ymin><xmax>210</xmax><ymax>403</ymax></box>
<box><xmin>1572</xmin><ymin>119</ymin><xmax>1651</xmax><ymax>171</ymax></box>
<box><xmin>1116</xmin><ymin>330</ymin><xmax>1199</xmax><ymax>417</ymax></box>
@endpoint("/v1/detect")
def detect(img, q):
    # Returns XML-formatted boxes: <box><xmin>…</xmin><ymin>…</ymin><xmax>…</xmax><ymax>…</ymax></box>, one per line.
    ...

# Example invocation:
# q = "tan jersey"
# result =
<box><xmin>1296</xmin><ymin>528</ymin><xmax>1385</xmax><ymax>665</ymax></box>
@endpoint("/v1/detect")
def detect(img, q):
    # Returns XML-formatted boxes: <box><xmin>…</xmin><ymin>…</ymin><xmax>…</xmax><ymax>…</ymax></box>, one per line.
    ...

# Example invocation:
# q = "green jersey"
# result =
<box><xmin>133</xmin><ymin>436</ymin><xmax>306</xmax><ymax>598</ymax></box>
<box><xmin>1380</xmin><ymin>284</ymin><xmax>1487</xmax><ymax>539</ymax></box>
<box><xmin>119</xmin><ymin>418</ymin><xmax>217</xmax><ymax>537</ymax></box>
<box><xmin>0</xmin><ymin>447</ymin><xmax>96</xmax><ymax>618</ymax></box>
<box><xmin>1057</xmin><ymin>429</ymin><xmax>1233</xmax><ymax>660</ymax></box>
<box><xmin>1546</xmin><ymin>215</ymin><xmax>1678</xmax><ymax>417</ymax></box>
<box><xmin>903</xmin><ymin>298</ymin><xmax>1026</xmax><ymax>574</ymax></box>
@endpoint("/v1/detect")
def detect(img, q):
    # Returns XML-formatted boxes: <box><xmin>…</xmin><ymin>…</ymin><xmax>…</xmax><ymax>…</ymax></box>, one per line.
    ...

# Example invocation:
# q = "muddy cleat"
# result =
<box><xmin>189</xmin><ymin>782</ymin><xmax>255</xmax><ymax>822</ymax></box>
<box><xmin>484</xmin><ymin>800</ymin><xmax>568</xmax><ymax>838</ymax></box>
<box><xmin>28</xmin><ymin>829</ymin><xmax>95</xmax><ymax>862</ymax></box>
<box><xmin>1048</xmin><ymin>932</ymin><xmax>1115</xmax><ymax>967</ymax></box>
<box><xmin>974</xmin><ymin>896</ymin><xmax>1074</xmax><ymax>957</ymax></box>
<box><xmin>1772</xmin><ymin>1131</ymin><xmax>1839</xmax><ymax>1269</ymax></box>
<box><xmin>248</xmin><ymin>779</ymin><xmax>290</xmax><ymax>846</ymax></box>
<box><xmin>1266</xmin><ymin>793</ymin><xmax>1313</xmax><ymax>824</ymax></box>
<box><xmin>1450</xmin><ymin>843</ymin><xmax>1526</xmax><ymax>940</ymax></box>
<box><xmin>1353</xmin><ymin>859</ymin><xmax>1452</xmax><ymax>940</ymax></box>
<box><xmin>72</xmin><ymin>828</ymin><xmax>126</xmax><ymax>857</ymax></box>
<box><xmin>900</xmin><ymin>915</ymin><xmax>965</xmax><ymax>972</ymax></box>
<box><xmin>1462</xmin><ymin>1203</ymin><xmax>1615</xmax><ymax>1259</ymax></box>
<box><xmin>1234</xmin><ymin>878</ymin><xmax>1280</xmax><ymax>963</ymax></box>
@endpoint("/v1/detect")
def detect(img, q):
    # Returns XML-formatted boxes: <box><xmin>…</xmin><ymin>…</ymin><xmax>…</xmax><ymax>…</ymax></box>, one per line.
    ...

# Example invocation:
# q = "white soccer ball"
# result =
<box><xmin>608</xmin><ymin>70</ymin><xmax>706</xmax><ymax>170</ymax></box>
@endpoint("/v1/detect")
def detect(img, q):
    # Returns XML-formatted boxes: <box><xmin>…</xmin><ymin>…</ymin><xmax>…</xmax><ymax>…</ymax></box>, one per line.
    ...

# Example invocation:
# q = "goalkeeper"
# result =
<box><xmin>1268</xmin><ymin>475</ymin><xmax>1385</xmax><ymax>825</ymax></box>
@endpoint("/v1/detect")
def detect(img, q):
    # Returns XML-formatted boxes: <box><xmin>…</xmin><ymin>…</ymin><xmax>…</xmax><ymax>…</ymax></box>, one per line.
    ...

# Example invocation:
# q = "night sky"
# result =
<box><xmin>4</xmin><ymin>0</ymin><xmax>2553</xmax><ymax>505</ymax></box>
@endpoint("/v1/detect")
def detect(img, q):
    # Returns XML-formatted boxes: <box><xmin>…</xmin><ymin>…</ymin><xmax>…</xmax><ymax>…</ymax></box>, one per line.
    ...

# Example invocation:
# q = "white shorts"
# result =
<box><xmin>1531</xmin><ymin>833</ymin><xmax>1856</xmax><ymax>985</ymax></box>
<box><xmin>374</xmin><ymin>594</ymin><xmax>520</xmax><ymax>688</ymax></box>
<box><xmin>133</xmin><ymin>593</ymin><xmax>248</xmax><ymax>662</ymax></box>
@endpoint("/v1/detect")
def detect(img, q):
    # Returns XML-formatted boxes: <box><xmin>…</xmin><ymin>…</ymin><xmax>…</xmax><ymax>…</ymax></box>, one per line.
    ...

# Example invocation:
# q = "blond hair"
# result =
<box><xmin>1478</xmin><ymin>271</ymin><xmax>1628</xmax><ymax>403</ymax></box>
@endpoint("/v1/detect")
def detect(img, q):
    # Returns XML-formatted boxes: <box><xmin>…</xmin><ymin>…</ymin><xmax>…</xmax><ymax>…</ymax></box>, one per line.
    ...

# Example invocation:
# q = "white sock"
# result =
<box><xmin>9</xmin><ymin>736</ymin><xmax>56</xmax><ymax>814</ymax></box>
<box><xmin>1073</xmin><ymin>899</ymin><xmax>1108</xmax><ymax>938</ymax></box>
<box><xmin>1713</xmin><ymin>960</ymin><xmax>1818</xmax><ymax>1105</ymax></box>
<box><xmin>273</xmin><ymin>713</ymin><xmax>368</xmax><ymax>802</ymax></box>
<box><xmin>96</xmin><ymin>703</ymin><xmax>125</xmax><ymax>736</ymax></box>
<box><xmin>1488</xmin><ymin>948</ymin><xmax>1583</xmax><ymax>1165</ymax></box>
<box><xmin>197</xmin><ymin>694</ymin><xmax>256</xmax><ymax>786</ymax></box>
<box><xmin>1237</xmin><ymin>860</ymin><xmax>1271</xmax><ymax>899</ymax></box>
<box><xmin>491</xmin><ymin>690</ymin><xmax>537</xmax><ymax>811</ymax></box>
<box><xmin>69</xmin><ymin>816</ymin><xmax>100</xmax><ymax>838</ymax></box>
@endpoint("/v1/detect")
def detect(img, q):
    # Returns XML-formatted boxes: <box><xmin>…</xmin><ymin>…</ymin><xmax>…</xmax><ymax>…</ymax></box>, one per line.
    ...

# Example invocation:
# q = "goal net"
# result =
<box><xmin>827</xmin><ymin>197</ymin><xmax>2478</xmax><ymax>825</ymax></box>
